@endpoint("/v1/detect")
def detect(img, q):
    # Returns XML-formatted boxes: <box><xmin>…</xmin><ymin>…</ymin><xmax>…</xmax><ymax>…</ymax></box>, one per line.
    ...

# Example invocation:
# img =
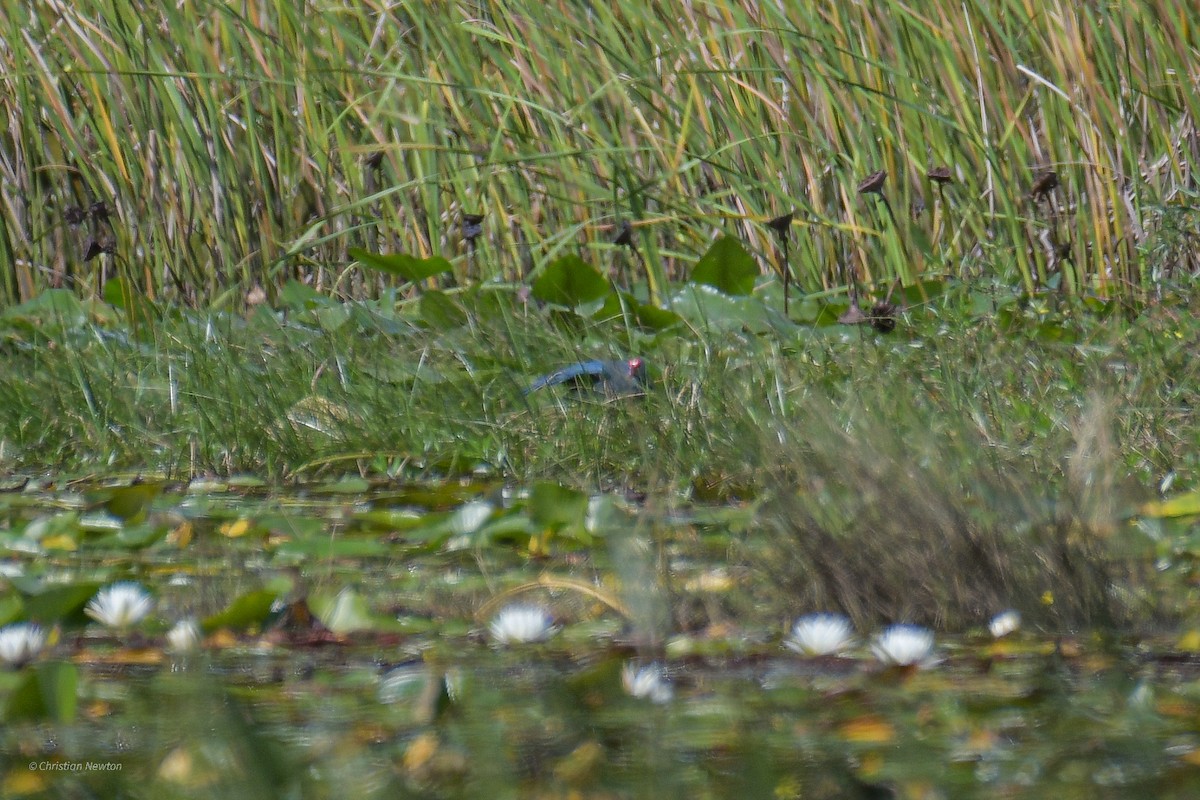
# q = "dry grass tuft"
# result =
<box><xmin>749</xmin><ymin>394</ymin><xmax>1139</xmax><ymax>631</ymax></box>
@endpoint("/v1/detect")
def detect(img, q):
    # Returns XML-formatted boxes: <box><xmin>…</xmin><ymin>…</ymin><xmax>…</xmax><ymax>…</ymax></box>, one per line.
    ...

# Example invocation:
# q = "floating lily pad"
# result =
<box><xmin>22</xmin><ymin>582</ymin><xmax>104</xmax><ymax>627</ymax></box>
<box><xmin>529</xmin><ymin>481</ymin><xmax>588</xmax><ymax>531</ymax></box>
<box><xmin>201</xmin><ymin>589</ymin><xmax>278</xmax><ymax>633</ymax></box>
<box><xmin>308</xmin><ymin>588</ymin><xmax>375</xmax><ymax>634</ymax></box>
<box><xmin>5</xmin><ymin>662</ymin><xmax>78</xmax><ymax>723</ymax></box>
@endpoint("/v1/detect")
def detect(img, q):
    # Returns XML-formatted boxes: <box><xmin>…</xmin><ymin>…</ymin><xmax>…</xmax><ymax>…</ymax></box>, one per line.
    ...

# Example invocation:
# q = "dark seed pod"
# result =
<box><xmin>1029</xmin><ymin>170</ymin><xmax>1059</xmax><ymax>199</ymax></box>
<box><xmin>926</xmin><ymin>166</ymin><xmax>953</xmax><ymax>185</ymax></box>
<box><xmin>83</xmin><ymin>239</ymin><xmax>115</xmax><ymax>261</ymax></box>
<box><xmin>612</xmin><ymin>220</ymin><xmax>634</xmax><ymax>247</ymax></box>
<box><xmin>857</xmin><ymin>170</ymin><xmax>887</xmax><ymax>195</ymax></box>
<box><xmin>869</xmin><ymin>301</ymin><xmax>898</xmax><ymax>333</ymax></box>
<box><xmin>766</xmin><ymin>212</ymin><xmax>793</xmax><ymax>237</ymax></box>
<box><xmin>462</xmin><ymin>212</ymin><xmax>484</xmax><ymax>242</ymax></box>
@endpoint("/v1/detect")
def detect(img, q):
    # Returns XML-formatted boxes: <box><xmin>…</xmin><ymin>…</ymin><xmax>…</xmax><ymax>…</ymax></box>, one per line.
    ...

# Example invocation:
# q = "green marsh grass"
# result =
<box><xmin>3</xmin><ymin>285</ymin><xmax>1197</xmax><ymax>628</ymax></box>
<box><xmin>0</xmin><ymin>1</ymin><xmax>1196</xmax><ymax>305</ymax></box>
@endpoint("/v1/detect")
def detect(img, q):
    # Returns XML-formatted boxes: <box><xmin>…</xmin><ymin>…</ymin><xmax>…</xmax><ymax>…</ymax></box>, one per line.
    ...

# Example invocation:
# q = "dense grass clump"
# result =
<box><xmin>0</xmin><ymin>1</ymin><xmax>1197</xmax><ymax>306</ymax></box>
<box><xmin>749</xmin><ymin>393</ymin><xmax>1133</xmax><ymax>630</ymax></box>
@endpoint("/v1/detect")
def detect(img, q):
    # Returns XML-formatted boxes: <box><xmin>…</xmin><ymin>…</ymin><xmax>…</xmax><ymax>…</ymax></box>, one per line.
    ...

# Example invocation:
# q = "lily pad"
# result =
<box><xmin>529</xmin><ymin>482</ymin><xmax>588</xmax><ymax>531</ymax></box>
<box><xmin>308</xmin><ymin>588</ymin><xmax>375</xmax><ymax>634</ymax></box>
<box><xmin>5</xmin><ymin>662</ymin><xmax>78</xmax><ymax>723</ymax></box>
<box><xmin>201</xmin><ymin>589</ymin><xmax>278</xmax><ymax>633</ymax></box>
<box><xmin>23</xmin><ymin>582</ymin><xmax>104</xmax><ymax>627</ymax></box>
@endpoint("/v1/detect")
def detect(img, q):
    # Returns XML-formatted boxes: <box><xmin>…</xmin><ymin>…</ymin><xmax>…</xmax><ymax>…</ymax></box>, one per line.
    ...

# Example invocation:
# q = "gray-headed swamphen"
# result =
<box><xmin>524</xmin><ymin>358</ymin><xmax>647</xmax><ymax>397</ymax></box>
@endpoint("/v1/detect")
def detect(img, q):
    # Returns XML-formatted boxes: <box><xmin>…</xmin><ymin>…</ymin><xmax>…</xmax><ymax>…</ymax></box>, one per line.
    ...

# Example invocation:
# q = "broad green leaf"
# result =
<box><xmin>474</xmin><ymin>515</ymin><xmax>538</xmax><ymax>549</ymax></box>
<box><xmin>98</xmin><ymin>481</ymin><xmax>165</xmax><ymax>522</ymax></box>
<box><xmin>351</xmin><ymin>509</ymin><xmax>426</xmax><ymax>533</ymax></box>
<box><xmin>102</xmin><ymin>277</ymin><xmax>156</xmax><ymax>336</ymax></box>
<box><xmin>5</xmin><ymin>662</ymin><xmax>78</xmax><ymax>723</ymax></box>
<box><xmin>595</xmin><ymin>291</ymin><xmax>682</xmax><ymax>331</ymax></box>
<box><xmin>671</xmin><ymin>284</ymin><xmax>776</xmax><ymax>334</ymax></box>
<box><xmin>2</xmin><ymin>289</ymin><xmax>88</xmax><ymax>328</ymax></box>
<box><xmin>23</xmin><ymin>582</ymin><xmax>103</xmax><ymax>627</ymax></box>
<box><xmin>690</xmin><ymin>236</ymin><xmax>758</xmax><ymax>296</ymax></box>
<box><xmin>313</xmin><ymin>304</ymin><xmax>353</xmax><ymax>332</ymax></box>
<box><xmin>201</xmin><ymin>589</ymin><xmax>278</xmax><ymax>633</ymax></box>
<box><xmin>532</xmin><ymin>255</ymin><xmax>610</xmax><ymax>308</ymax></box>
<box><xmin>349</xmin><ymin>248</ymin><xmax>454</xmax><ymax>282</ymax></box>
<box><xmin>91</xmin><ymin>522</ymin><xmax>169</xmax><ymax>549</ymax></box>
<box><xmin>0</xmin><ymin>595</ymin><xmax>24</xmax><ymax>626</ymax></box>
<box><xmin>317</xmin><ymin>477</ymin><xmax>372</xmax><ymax>495</ymax></box>
<box><xmin>309</xmin><ymin>588</ymin><xmax>375</xmax><ymax>634</ymax></box>
<box><xmin>633</xmin><ymin>300</ymin><xmax>683</xmax><ymax>331</ymax></box>
<box><xmin>529</xmin><ymin>482</ymin><xmax>588</xmax><ymax>530</ymax></box>
<box><xmin>279</xmin><ymin>279</ymin><xmax>333</xmax><ymax>310</ymax></box>
<box><xmin>420</xmin><ymin>289</ymin><xmax>468</xmax><ymax>329</ymax></box>
<box><xmin>275</xmin><ymin>537</ymin><xmax>391</xmax><ymax>558</ymax></box>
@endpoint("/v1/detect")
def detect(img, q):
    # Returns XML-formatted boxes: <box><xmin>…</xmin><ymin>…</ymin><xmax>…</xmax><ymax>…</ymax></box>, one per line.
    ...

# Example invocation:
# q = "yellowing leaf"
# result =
<box><xmin>3</xmin><ymin>768</ymin><xmax>47</xmax><ymax>795</ymax></box>
<box><xmin>1156</xmin><ymin>699</ymin><xmax>1199</xmax><ymax>718</ymax></box>
<box><xmin>857</xmin><ymin>751</ymin><xmax>884</xmax><ymax>777</ymax></box>
<box><xmin>41</xmin><ymin>534</ymin><xmax>77</xmax><ymax>551</ymax></box>
<box><xmin>208</xmin><ymin>629</ymin><xmax>239</xmax><ymax>648</ymax></box>
<box><xmin>1177</xmin><ymin>629</ymin><xmax>1200</xmax><ymax>652</ymax></box>
<box><xmin>1141</xmin><ymin>491</ymin><xmax>1200</xmax><ymax>519</ymax></box>
<box><xmin>84</xmin><ymin>700</ymin><xmax>113</xmax><ymax>718</ymax></box>
<box><xmin>553</xmin><ymin>740</ymin><xmax>604</xmax><ymax>786</ymax></box>
<box><xmin>221</xmin><ymin>519</ymin><xmax>253</xmax><ymax>538</ymax></box>
<box><xmin>167</xmin><ymin>521</ymin><xmax>194</xmax><ymax>548</ymax></box>
<box><xmin>158</xmin><ymin>748</ymin><xmax>194</xmax><ymax>783</ymax></box>
<box><xmin>78</xmin><ymin>647</ymin><xmax>163</xmax><ymax>666</ymax></box>
<box><xmin>838</xmin><ymin>715</ymin><xmax>896</xmax><ymax>744</ymax></box>
<box><xmin>404</xmin><ymin>733</ymin><xmax>439</xmax><ymax>774</ymax></box>
<box><xmin>158</xmin><ymin>747</ymin><xmax>217</xmax><ymax>788</ymax></box>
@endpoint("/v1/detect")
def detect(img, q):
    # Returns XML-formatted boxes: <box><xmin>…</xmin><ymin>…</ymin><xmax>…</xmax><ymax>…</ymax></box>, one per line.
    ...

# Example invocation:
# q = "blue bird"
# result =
<box><xmin>524</xmin><ymin>358</ymin><xmax>647</xmax><ymax>397</ymax></box>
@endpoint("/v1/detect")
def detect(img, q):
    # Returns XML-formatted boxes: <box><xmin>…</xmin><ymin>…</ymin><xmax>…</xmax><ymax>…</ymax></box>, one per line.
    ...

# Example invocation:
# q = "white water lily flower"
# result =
<box><xmin>621</xmin><ymin>662</ymin><xmax>673</xmax><ymax>704</ymax></box>
<box><xmin>85</xmin><ymin>582</ymin><xmax>154</xmax><ymax>629</ymax></box>
<box><xmin>871</xmin><ymin>624</ymin><xmax>936</xmax><ymax>667</ymax></box>
<box><xmin>988</xmin><ymin>610</ymin><xmax>1021</xmax><ymax>639</ymax></box>
<box><xmin>451</xmin><ymin>501</ymin><xmax>494</xmax><ymax>535</ymax></box>
<box><xmin>488</xmin><ymin>604</ymin><xmax>556</xmax><ymax>644</ymax></box>
<box><xmin>0</xmin><ymin>623</ymin><xmax>46</xmax><ymax>666</ymax></box>
<box><xmin>166</xmin><ymin>619</ymin><xmax>202</xmax><ymax>653</ymax></box>
<box><xmin>784</xmin><ymin>612</ymin><xmax>856</xmax><ymax>656</ymax></box>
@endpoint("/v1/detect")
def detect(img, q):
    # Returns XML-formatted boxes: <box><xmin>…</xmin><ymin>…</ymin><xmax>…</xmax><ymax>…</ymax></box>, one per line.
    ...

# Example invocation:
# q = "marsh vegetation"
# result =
<box><xmin>1</xmin><ymin>1</ymin><xmax>1200</xmax><ymax>797</ymax></box>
